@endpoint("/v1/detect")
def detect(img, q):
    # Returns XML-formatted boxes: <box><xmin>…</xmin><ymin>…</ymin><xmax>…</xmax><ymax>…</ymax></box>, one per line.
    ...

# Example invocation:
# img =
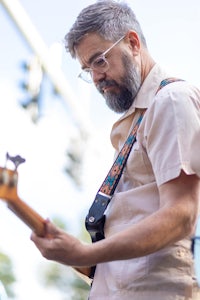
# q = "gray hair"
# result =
<box><xmin>64</xmin><ymin>0</ymin><xmax>147</xmax><ymax>58</ymax></box>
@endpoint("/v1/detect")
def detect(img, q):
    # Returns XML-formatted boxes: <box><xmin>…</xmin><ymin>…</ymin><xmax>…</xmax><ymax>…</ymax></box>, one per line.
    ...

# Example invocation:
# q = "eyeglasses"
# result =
<box><xmin>78</xmin><ymin>35</ymin><xmax>125</xmax><ymax>83</ymax></box>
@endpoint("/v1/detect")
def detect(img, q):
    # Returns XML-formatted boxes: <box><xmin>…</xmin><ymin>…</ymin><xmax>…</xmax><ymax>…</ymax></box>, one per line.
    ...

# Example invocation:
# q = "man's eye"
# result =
<box><xmin>84</xmin><ymin>68</ymin><xmax>91</xmax><ymax>74</ymax></box>
<box><xmin>93</xmin><ymin>57</ymin><xmax>106</xmax><ymax>68</ymax></box>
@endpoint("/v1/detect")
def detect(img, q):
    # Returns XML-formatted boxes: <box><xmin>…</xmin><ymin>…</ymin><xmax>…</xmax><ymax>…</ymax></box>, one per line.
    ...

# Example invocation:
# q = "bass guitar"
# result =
<box><xmin>0</xmin><ymin>153</ymin><xmax>91</xmax><ymax>280</ymax></box>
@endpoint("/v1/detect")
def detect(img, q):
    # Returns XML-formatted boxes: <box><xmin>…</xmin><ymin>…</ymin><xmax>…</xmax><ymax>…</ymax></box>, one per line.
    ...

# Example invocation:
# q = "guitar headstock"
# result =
<box><xmin>0</xmin><ymin>153</ymin><xmax>25</xmax><ymax>203</ymax></box>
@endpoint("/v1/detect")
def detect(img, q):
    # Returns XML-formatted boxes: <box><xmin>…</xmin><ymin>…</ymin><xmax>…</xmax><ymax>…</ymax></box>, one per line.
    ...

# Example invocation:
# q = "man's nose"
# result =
<box><xmin>92</xmin><ymin>69</ymin><xmax>106</xmax><ymax>84</ymax></box>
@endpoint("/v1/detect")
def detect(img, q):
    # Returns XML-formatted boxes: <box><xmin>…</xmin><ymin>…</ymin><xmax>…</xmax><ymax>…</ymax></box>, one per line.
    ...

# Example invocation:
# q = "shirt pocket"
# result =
<box><xmin>123</xmin><ymin>142</ymin><xmax>155</xmax><ymax>188</ymax></box>
<box><xmin>98</xmin><ymin>256</ymin><xmax>149</xmax><ymax>290</ymax></box>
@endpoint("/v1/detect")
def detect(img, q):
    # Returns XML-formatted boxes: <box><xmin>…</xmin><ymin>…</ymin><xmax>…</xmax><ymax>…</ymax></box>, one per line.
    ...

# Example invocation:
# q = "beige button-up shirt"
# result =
<box><xmin>89</xmin><ymin>64</ymin><xmax>200</xmax><ymax>300</ymax></box>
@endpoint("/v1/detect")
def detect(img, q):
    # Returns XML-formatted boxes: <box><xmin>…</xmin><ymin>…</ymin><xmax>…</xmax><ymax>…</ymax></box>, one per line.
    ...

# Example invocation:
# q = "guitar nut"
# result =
<box><xmin>2</xmin><ymin>170</ymin><xmax>9</xmax><ymax>184</ymax></box>
<box><xmin>9</xmin><ymin>173</ymin><xmax>18</xmax><ymax>187</ymax></box>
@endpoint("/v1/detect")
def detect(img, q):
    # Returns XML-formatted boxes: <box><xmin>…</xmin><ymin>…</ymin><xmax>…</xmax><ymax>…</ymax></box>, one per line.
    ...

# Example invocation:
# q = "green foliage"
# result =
<box><xmin>38</xmin><ymin>261</ymin><xmax>89</xmax><ymax>299</ymax></box>
<box><xmin>0</xmin><ymin>252</ymin><xmax>16</xmax><ymax>298</ymax></box>
<box><xmin>52</xmin><ymin>216</ymin><xmax>68</xmax><ymax>230</ymax></box>
<box><xmin>64</xmin><ymin>133</ymin><xmax>88</xmax><ymax>188</ymax></box>
<box><xmin>71</xmin><ymin>276</ymin><xmax>90</xmax><ymax>300</ymax></box>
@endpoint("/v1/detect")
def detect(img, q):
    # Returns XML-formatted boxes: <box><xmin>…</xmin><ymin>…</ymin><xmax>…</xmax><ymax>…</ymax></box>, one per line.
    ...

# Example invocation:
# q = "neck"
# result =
<box><xmin>140</xmin><ymin>48</ymin><xmax>156</xmax><ymax>83</ymax></box>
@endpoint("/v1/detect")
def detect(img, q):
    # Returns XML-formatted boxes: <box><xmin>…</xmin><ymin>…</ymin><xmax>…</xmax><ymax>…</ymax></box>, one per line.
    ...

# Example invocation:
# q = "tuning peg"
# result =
<box><xmin>6</xmin><ymin>153</ymin><xmax>26</xmax><ymax>170</ymax></box>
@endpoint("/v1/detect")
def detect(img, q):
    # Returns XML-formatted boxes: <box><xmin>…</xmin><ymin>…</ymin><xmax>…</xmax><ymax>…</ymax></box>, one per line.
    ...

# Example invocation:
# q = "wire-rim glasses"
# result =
<box><xmin>78</xmin><ymin>35</ymin><xmax>125</xmax><ymax>83</ymax></box>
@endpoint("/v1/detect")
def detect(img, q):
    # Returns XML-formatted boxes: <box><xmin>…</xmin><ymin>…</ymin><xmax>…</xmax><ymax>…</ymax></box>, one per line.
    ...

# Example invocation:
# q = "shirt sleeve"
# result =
<box><xmin>144</xmin><ymin>81</ymin><xmax>200</xmax><ymax>186</ymax></box>
<box><xmin>190</xmin><ymin>130</ymin><xmax>200</xmax><ymax>177</ymax></box>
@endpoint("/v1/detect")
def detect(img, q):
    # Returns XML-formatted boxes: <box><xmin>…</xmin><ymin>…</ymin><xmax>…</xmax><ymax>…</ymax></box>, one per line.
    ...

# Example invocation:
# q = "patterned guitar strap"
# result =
<box><xmin>85</xmin><ymin>77</ymin><xmax>183</xmax><ymax>278</ymax></box>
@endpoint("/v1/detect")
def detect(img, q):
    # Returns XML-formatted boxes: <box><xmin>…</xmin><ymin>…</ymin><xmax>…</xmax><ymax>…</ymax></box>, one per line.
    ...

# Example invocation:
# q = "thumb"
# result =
<box><xmin>44</xmin><ymin>218</ymin><xmax>60</xmax><ymax>237</ymax></box>
<box><xmin>30</xmin><ymin>219</ymin><xmax>57</xmax><ymax>241</ymax></box>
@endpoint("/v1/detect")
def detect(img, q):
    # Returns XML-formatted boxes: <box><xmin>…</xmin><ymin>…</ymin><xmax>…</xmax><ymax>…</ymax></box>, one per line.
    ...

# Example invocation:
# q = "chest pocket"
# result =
<box><xmin>122</xmin><ymin>134</ymin><xmax>155</xmax><ymax>189</ymax></box>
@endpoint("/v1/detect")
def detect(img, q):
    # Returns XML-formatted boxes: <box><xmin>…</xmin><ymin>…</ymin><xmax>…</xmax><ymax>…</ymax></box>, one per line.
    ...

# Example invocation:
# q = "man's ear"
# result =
<box><xmin>125</xmin><ymin>30</ymin><xmax>141</xmax><ymax>55</ymax></box>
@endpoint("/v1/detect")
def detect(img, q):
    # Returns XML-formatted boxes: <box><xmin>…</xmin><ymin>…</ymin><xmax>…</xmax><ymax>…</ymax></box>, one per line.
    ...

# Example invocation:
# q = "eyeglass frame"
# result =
<box><xmin>78</xmin><ymin>35</ymin><xmax>126</xmax><ymax>83</ymax></box>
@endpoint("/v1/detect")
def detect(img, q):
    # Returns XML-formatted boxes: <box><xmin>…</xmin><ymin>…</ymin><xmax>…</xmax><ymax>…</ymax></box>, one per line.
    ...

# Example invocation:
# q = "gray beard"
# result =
<box><xmin>97</xmin><ymin>55</ymin><xmax>141</xmax><ymax>113</ymax></box>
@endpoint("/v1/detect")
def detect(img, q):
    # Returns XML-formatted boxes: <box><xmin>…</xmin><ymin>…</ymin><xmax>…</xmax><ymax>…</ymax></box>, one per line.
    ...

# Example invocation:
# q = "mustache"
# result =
<box><xmin>96</xmin><ymin>80</ymin><xmax>119</xmax><ymax>93</ymax></box>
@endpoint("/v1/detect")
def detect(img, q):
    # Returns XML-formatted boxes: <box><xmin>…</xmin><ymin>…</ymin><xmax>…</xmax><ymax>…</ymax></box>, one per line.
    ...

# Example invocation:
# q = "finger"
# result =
<box><xmin>30</xmin><ymin>219</ymin><xmax>60</xmax><ymax>243</ymax></box>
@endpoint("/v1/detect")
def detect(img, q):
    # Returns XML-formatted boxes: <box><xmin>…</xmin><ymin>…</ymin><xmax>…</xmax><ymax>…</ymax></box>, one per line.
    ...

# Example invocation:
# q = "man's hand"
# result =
<box><xmin>31</xmin><ymin>219</ymin><xmax>89</xmax><ymax>267</ymax></box>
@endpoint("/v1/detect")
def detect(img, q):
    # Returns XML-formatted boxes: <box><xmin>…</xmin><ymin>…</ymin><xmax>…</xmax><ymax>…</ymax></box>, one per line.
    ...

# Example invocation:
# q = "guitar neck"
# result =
<box><xmin>0</xmin><ymin>156</ymin><xmax>93</xmax><ymax>282</ymax></box>
<box><xmin>7</xmin><ymin>196</ymin><xmax>46</xmax><ymax>237</ymax></box>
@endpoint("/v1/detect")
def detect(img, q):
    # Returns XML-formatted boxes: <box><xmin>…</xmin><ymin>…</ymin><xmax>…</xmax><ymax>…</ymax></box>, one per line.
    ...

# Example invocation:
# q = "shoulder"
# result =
<box><xmin>150</xmin><ymin>79</ymin><xmax>200</xmax><ymax>114</ymax></box>
<box><xmin>143</xmin><ymin>80</ymin><xmax>200</xmax><ymax>131</ymax></box>
<box><xmin>156</xmin><ymin>79</ymin><xmax>200</xmax><ymax>102</ymax></box>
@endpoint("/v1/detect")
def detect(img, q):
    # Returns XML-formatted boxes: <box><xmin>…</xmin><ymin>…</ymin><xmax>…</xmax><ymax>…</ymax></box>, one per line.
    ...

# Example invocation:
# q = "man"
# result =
<box><xmin>31</xmin><ymin>1</ymin><xmax>200</xmax><ymax>299</ymax></box>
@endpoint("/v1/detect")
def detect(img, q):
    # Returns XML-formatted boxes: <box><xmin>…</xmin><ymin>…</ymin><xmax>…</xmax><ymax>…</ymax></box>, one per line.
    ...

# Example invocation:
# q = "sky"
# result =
<box><xmin>0</xmin><ymin>0</ymin><xmax>200</xmax><ymax>299</ymax></box>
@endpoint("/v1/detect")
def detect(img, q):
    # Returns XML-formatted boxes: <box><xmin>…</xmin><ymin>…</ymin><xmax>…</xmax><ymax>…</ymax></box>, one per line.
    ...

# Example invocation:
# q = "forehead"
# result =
<box><xmin>75</xmin><ymin>33</ymin><xmax>111</xmax><ymax>66</ymax></box>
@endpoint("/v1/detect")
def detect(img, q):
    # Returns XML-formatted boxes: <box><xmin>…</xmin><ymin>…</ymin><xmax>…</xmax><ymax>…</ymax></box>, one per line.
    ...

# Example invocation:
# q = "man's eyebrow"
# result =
<box><xmin>82</xmin><ymin>51</ymin><xmax>102</xmax><ymax>69</ymax></box>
